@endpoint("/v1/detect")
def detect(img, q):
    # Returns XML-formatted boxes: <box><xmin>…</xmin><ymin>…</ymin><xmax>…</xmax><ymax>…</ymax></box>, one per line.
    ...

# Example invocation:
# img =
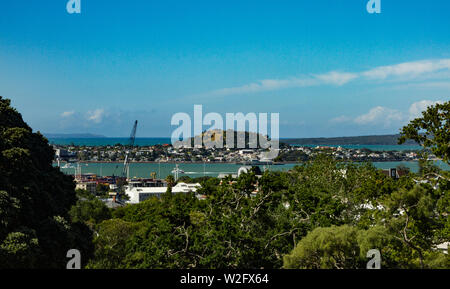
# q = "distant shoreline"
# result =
<box><xmin>60</xmin><ymin>159</ymin><xmax>430</xmax><ymax>165</ymax></box>
<box><xmin>46</xmin><ymin>134</ymin><xmax>419</xmax><ymax>146</ymax></box>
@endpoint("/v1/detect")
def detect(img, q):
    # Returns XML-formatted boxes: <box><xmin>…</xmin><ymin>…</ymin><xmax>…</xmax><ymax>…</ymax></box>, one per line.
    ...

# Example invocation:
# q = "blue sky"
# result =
<box><xmin>0</xmin><ymin>0</ymin><xmax>449</xmax><ymax>137</ymax></box>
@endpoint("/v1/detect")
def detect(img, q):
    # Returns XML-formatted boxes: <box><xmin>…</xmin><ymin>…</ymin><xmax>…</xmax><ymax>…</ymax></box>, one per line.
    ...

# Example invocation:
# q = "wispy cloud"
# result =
<box><xmin>60</xmin><ymin>111</ymin><xmax>75</xmax><ymax>118</ymax></box>
<box><xmin>208</xmin><ymin>71</ymin><xmax>357</xmax><ymax>96</ymax></box>
<box><xmin>392</xmin><ymin>81</ymin><xmax>450</xmax><ymax>90</ymax></box>
<box><xmin>330</xmin><ymin>115</ymin><xmax>352</xmax><ymax>124</ymax></box>
<box><xmin>314</xmin><ymin>71</ymin><xmax>358</xmax><ymax>86</ymax></box>
<box><xmin>362</xmin><ymin>59</ymin><xmax>450</xmax><ymax>80</ymax></box>
<box><xmin>204</xmin><ymin>59</ymin><xmax>450</xmax><ymax>97</ymax></box>
<box><xmin>408</xmin><ymin>100</ymin><xmax>443</xmax><ymax>119</ymax></box>
<box><xmin>330</xmin><ymin>100</ymin><xmax>444</xmax><ymax>128</ymax></box>
<box><xmin>354</xmin><ymin>106</ymin><xmax>402</xmax><ymax>127</ymax></box>
<box><xmin>208</xmin><ymin>77</ymin><xmax>318</xmax><ymax>96</ymax></box>
<box><xmin>86</xmin><ymin>109</ymin><xmax>105</xmax><ymax>124</ymax></box>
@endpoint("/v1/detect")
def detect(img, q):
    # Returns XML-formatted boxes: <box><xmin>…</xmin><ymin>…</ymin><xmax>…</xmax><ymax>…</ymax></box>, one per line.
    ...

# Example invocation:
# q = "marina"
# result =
<box><xmin>55</xmin><ymin>160</ymin><xmax>450</xmax><ymax>179</ymax></box>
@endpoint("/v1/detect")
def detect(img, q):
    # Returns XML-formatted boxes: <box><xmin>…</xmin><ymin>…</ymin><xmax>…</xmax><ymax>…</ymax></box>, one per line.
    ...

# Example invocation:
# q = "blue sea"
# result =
<box><xmin>55</xmin><ymin>161</ymin><xmax>449</xmax><ymax>179</ymax></box>
<box><xmin>291</xmin><ymin>144</ymin><xmax>423</xmax><ymax>151</ymax></box>
<box><xmin>48</xmin><ymin>137</ymin><xmax>422</xmax><ymax>151</ymax></box>
<box><xmin>48</xmin><ymin>137</ymin><xmax>172</xmax><ymax>146</ymax></box>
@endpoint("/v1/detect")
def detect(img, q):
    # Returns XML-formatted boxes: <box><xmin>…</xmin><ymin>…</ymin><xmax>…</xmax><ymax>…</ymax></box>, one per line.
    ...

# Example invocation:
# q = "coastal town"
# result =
<box><xmin>50</xmin><ymin>129</ymin><xmax>432</xmax><ymax>206</ymax></box>
<box><xmin>2</xmin><ymin>0</ymin><xmax>449</xmax><ymax>273</ymax></box>
<box><xmin>54</xmin><ymin>141</ymin><xmax>424</xmax><ymax>207</ymax></box>
<box><xmin>53</xmin><ymin>142</ymin><xmax>426</xmax><ymax>164</ymax></box>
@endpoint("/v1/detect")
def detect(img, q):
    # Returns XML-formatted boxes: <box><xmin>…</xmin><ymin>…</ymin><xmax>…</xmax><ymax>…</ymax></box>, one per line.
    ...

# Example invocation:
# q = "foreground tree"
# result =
<box><xmin>283</xmin><ymin>225</ymin><xmax>363</xmax><ymax>269</ymax></box>
<box><xmin>0</xmin><ymin>96</ymin><xmax>92</xmax><ymax>268</ymax></box>
<box><xmin>69</xmin><ymin>190</ymin><xmax>111</xmax><ymax>228</ymax></box>
<box><xmin>376</xmin><ymin>181</ymin><xmax>449</xmax><ymax>268</ymax></box>
<box><xmin>398</xmin><ymin>101</ymin><xmax>449</xmax><ymax>164</ymax></box>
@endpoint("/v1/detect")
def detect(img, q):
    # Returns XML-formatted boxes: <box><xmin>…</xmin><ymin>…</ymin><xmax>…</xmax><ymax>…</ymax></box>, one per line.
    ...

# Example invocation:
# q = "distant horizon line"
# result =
<box><xmin>43</xmin><ymin>133</ymin><xmax>407</xmax><ymax>139</ymax></box>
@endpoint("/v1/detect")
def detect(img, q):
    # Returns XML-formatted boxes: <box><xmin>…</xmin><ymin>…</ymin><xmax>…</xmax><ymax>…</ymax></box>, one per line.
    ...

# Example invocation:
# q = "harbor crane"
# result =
<box><xmin>122</xmin><ymin>120</ymin><xmax>138</xmax><ymax>179</ymax></box>
<box><xmin>114</xmin><ymin>120</ymin><xmax>138</xmax><ymax>200</ymax></box>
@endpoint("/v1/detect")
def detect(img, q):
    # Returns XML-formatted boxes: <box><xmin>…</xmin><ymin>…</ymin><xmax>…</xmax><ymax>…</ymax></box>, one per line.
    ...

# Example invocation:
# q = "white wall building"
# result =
<box><xmin>125</xmin><ymin>182</ymin><xmax>201</xmax><ymax>204</ymax></box>
<box><xmin>75</xmin><ymin>181</ymin><xmax>97</xmax><ymax>194</ymax></box>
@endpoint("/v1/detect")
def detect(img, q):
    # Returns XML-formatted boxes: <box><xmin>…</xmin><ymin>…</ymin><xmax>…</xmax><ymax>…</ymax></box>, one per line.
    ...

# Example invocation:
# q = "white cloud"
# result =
<box><xmin>362</xmin><ymin>59</ymin><xmax>450</xmax><ymax>80</ymax></box>
<box><xmin>209</xmin><ymin>77</ymin><xmax>318</xmax><ymax>96</ymax></box>
<box><xmin>203</xmin><ymin>58</ymin><xmax>450</xmax><ymax>97</ymax></box>
<box><xmin>330</xmin><ymin>106</ymin><xmax>403</xmax><ymax>128</ymax></box>
<box><xmin>408</xmin><ymin>100</ymin><xmax>443</xmax><ymax>120</ymax></box>
<box><xmin>60</xmin><ymin>111</ymin><xmax>75</xmax><ymax>118</ymax></box>
<box><xmin>330</xmin><ymin>115</ymin><xmax>352</xmax><ymax>123</ymax></box>
<box><xmin>314</xmin><ymin>71</ymin><xmax>358</xmax><ymax>86</ymax></box>
<box><xmin>354</xmin><ymin>106</ymin><xmax>402</xmax><ymax>127</ymax></box>
<box><xmin>86</xmin><ymin>109</ymin><xmax>105</xmax><ymax>124</ymax></box>
<box><xmin>391</xmin><ymin>81</ymin><xmax>450</xmax><ymax>91</ymax></box>
<box><xmin>208</xmin><ymin>72</ymin><xmax>357</xmax><ymax>97</ymax></box>
<box><xmin>329</xmin><ymin>99</ymin><xmax>444</xmax><ymax>128</ymax></box>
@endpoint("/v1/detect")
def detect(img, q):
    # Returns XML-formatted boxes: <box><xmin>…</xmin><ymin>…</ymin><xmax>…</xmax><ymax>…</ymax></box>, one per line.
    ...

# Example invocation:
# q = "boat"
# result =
<box><xmin>61</xmin><ymin>163</ymin><xmax>74</xmax><ymax>169</ymax></box>
<box><xmin>171</xmin><ymin>164</ymin><xmax>185</xmax><ymax>174</ymax></box>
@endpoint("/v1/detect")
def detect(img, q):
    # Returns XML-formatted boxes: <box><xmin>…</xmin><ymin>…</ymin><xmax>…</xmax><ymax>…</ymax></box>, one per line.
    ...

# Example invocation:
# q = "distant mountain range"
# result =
<box><xmin>44</xmin><ymin>133</ymin><xmax>106</xmax><ymax>139</ymax></box>
<box><xmin>281</xmin><ymin>134</ymin><xmax>418</xmax><ymax>146</ymax></box>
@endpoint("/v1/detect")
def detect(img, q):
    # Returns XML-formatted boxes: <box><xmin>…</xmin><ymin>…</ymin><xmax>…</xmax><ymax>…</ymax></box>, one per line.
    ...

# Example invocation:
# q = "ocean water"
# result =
<box><xmin>291</xmin><ymin>144</ymin><xmax>423</xmax><ymax>151</ymax></box>
<box><xmin>48</xmin><ymin>137</ymin><xmax>172</xmax><ymax>146</ymax></box>
<box><xmin>48</xmin><ymin>137</ymin><xmax>422</xmax><ymax>151</ymax></box>
<box><xmin>50</xmin><ymin>138</ymin><xmax>436</xmax><ymax>178</ymax></box>
<box><xmin>56</xmin><ymin>161</ymin><xmax>450</xmax><ymax>179</ymax></box>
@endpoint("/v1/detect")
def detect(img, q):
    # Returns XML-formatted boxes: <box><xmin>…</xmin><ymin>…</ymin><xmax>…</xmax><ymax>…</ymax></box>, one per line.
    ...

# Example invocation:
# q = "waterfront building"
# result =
<box><xmin>381</xmin><ymin>168</ymin><xmax>408</xmax><ymax>179</ymax></box>
<box><xmin>75</xmin><ymin>181</ymin><xmax>97</xmax><ymax>194</ymax></box>
<box><xmin>55</xmin><ymin>148</ymin><xmax>77</xmax><ymax>161</ymax></box>
<box><xmin>125</xmin><ymin>182</ymin><xmax>201</xmax><ymax>204</ymax></box>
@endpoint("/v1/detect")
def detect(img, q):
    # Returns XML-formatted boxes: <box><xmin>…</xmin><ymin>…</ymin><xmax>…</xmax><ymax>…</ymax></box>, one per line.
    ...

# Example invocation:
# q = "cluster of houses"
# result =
<box><xmin>73</xmin><ymin>165</ymin><xmax>263</xmax><ymax>205</ymax></box>
<box><xmin>53</xmin><ymin>142</ymin><xmax>427</xmax><ymax>165</ymax></box>
<box><xmin>287</xmin><ymin>146</ymin><xmax>420</xmax><ymax>162</ymax></box>
<box><xmin>74</xmin><ymin>165</ymin><xmax>408</xmax><ymax>207</ymax></box>
<box><xmin>54</xmin><ymin>144</ymin><xmax>276</xmax><ymax>164</ymax></box>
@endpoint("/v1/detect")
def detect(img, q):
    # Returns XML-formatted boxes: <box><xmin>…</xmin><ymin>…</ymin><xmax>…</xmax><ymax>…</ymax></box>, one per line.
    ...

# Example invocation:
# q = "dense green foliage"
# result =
<box><xmin>84</xmin><ymin>101</ymin><xmax>450</xmax><ymax>269</ymax></box>
<box><xmin>399</xmin><ymin>101</ymin><xmax>449</xmax><ymax>163</ymax></box>
<box><xmin>0</xmin><ymin>96</ymin><xmax>93</xmax><ymax>268</ymax></box>
<box><xmin>283</xmin><ymin>225</ymin><xmax>364</xmax><ymax>269</ymax></box>
<box><xmin>69</xmin><ymin>190</ymin><xmax>111</xmax><ymax>227</ymax></box>
<box><xmin>83</xmin><ymin>154</ymin><xmax>448</xmax><ymax>269</ymax></box>
<box><xmin>1</xmin><ymin>96</ymin><xmax>448</xmax><ymax>269</ymax></box>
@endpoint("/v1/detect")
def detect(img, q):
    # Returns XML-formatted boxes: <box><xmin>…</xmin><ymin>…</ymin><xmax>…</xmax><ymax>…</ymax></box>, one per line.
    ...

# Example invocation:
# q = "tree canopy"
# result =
<box><xmin>399</xmin><ymin>101</ymin><xmax>449</xmax><ymax>164</ymax></box>
<box><xmin>1</xmin><ymin>95</ymin><xmax>448</xmax><ymax>269</ymax></box>
<box><xmin>0</xmin><ymin>96</ymin><xmax>92</xmax><ymax>268</ymax></box>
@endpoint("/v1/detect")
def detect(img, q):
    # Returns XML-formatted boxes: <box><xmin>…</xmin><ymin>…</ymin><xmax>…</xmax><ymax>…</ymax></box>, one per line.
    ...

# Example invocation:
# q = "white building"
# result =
<box><xmin>436</xmin><ymin>242</ymin><xmax>449</xmax><ymax>254</ymax></box>
<box><xmin>237</xmin><ymin>166</ymin><xmax>253</xmax><ymax>177</ymax></box>
<box><xmin>125</xmin><ymin>182</ymin><xmax>201</xmax><ymax>204</ymax></box>
<box><xmin>75</xmin><ymin>181</ymin><xmax>97</xmax><ymax>194</ymax></box>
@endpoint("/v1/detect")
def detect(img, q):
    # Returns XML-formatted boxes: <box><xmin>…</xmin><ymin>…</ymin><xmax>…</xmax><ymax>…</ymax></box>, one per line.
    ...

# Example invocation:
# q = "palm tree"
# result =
<box><xmin>165</xmin><ymin>174</ymin><xmax>175</xmax><ymax>188</ymax></box>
